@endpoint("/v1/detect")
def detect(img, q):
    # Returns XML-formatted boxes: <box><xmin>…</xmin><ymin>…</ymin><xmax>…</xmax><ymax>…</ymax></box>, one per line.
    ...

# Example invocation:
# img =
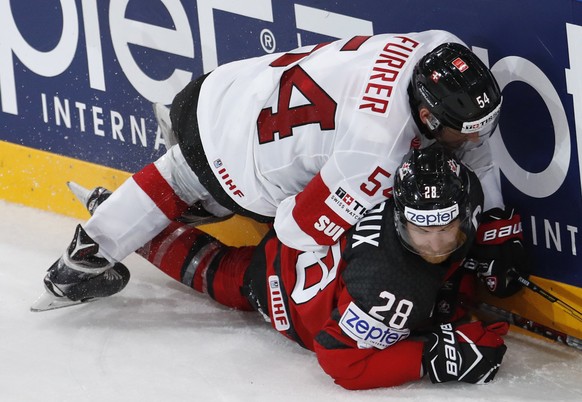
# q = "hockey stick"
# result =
<box><xmin>474</xmin><ymin>302</ymin><xmax>582</xmax><ymax>351</ymax></box>
<box><xmin>509</xmin><ymin>269</ymin><xmax>582</xmax><ymax>324</ymax></box>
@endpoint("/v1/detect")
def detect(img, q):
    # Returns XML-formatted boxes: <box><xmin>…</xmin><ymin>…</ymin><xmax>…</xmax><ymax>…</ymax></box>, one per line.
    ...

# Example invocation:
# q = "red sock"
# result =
<box><xmin>137</xmin><ymin>222</ymin><xmax>254</xmax><ymax>311</ymax></box>
<box><xmin>208</xmin><ymin>246</ymin><xmax>255</xmax><ymax>311</ymax></box>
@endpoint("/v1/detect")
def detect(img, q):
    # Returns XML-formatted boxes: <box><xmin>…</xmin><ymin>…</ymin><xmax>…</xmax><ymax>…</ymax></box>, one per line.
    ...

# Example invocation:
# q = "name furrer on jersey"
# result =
<box><xmin>358</xmin><ymin>35</ymin><xmax>421</xmax><ymax>115</ymax></box>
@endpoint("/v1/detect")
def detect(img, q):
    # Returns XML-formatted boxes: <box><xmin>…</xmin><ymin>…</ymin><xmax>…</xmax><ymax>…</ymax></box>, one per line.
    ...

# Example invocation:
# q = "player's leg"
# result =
<box><xmin>153</xmin><ymin>102</ymin><xmax>177</xmax><ymax>148</ymax></box>
<box><xmin>137</xmin><ymin>221</ymin><xmax>255</xmax><ymax>311</ymax></box>
<box><xmin>154</xmin><ymin>101</ymin><xmax>233</xmax><ymax>225</ymax></box>
<box><xmin>41</xmin><ymin>224</ymin><xmax>131</xmax><ymax>304</ymax></box>
<box><xmin>41</xmin><ymin>145</ymin><xmax>209</xmax><ymax>303</ymax></box>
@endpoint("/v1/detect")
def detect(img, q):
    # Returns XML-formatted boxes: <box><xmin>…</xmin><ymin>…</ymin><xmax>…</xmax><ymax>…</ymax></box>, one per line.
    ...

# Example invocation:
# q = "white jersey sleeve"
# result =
<box><xmin>458</xmin><ymin>141</ymin><xmax>504</xmax><ymax>211</ymax></box>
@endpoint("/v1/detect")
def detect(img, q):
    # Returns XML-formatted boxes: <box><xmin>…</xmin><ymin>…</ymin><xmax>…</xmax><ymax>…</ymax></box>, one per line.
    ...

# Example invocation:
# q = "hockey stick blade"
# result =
<box><xmin>474</xmin><ymin>302</ymin><xmax>582</xmax><ymax>351</ymax></box>
<box><xmin>30</xmin><ymin>290</ymin><xmax>96</xmax><ymax>312</ymax></box>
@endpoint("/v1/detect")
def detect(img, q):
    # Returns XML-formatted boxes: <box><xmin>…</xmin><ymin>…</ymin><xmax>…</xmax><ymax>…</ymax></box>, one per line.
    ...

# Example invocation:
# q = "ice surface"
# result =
<box><xmin>1</xmin><ymin>200</ymin><xmax>581</xmax><ymax>402</ymax></box>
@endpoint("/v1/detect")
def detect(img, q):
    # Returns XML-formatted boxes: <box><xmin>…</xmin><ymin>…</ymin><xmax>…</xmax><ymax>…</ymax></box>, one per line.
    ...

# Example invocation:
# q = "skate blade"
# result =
<box><xmin>66</xmin><ymin>181</ymin><xmax>93</xmax><ymax>207</ymax></box>
<box><xmin>30</xmin><ymin>290</ymin><xmax>95</xmax><ymax>312</ymax></box>
<box><xmin>153</xmin><ymin>102</ymin><xmax>178</xmax><ymax>148</ymax></box>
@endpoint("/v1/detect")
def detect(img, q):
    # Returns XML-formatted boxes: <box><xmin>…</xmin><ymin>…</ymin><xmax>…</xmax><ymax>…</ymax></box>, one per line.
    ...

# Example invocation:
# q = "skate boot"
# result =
<box><xmin>153</xmin><ymin>102</ymin><xmax>178</xmax><ymax>148</ymax></box>
<box><xmin>31</xmin><ymin>225</ymin><xmax>130</xmax><ymax>311</ymax></box>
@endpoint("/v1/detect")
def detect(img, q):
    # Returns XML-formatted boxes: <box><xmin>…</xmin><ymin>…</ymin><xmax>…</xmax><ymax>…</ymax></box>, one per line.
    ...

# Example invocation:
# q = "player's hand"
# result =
<box><xmin>423</xmin><ymin>320</ymin><xmax>508</xmax><ymax>384</ymax></box>
<box><xmin>462</xmin><ymin>208</ymin><xmax>530</xmax><ymax>298</ymax></box>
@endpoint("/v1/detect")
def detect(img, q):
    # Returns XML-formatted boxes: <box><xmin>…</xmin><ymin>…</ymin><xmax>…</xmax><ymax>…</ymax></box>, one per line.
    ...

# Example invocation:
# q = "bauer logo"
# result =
<box><xmin>339</xmin><ymin>302</ymin><xmax>409</xmax><ymax>349</ymax></box>
<box><xmin>404</xmin><ymin>205</ymin><xmax>459</xmax><ymax>226</ymax></box>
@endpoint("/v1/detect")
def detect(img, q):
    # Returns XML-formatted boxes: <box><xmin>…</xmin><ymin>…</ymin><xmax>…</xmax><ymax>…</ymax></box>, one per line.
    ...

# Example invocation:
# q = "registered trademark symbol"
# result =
<box><xmin>260</xmin><ymin>29</ymin><xmax>276</xmax><ymax>53</ymax></box>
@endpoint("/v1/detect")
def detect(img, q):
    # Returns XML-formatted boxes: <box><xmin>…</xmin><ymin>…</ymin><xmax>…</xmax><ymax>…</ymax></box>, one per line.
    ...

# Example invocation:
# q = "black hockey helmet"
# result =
<box><xmin>408</xmin><ymin>42</ymin><xmax>502</xmax><ymax>141</ymax></box>
<box><xmin>393</xmin><ymin>144</ymin><xmax>475</xmax><ymax>260</ymax></box>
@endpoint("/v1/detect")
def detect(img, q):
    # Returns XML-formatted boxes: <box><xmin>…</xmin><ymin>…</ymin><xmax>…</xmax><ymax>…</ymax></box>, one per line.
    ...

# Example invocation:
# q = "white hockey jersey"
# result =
<box><xmin>85</xmin><ymin>31</ymin><xmax>503</xmax><ymax>262</ymax></box>
<box><xmin>195</xmin><ymin>31</ymin><xmax>501</xmax><ymax>251</ymax></box>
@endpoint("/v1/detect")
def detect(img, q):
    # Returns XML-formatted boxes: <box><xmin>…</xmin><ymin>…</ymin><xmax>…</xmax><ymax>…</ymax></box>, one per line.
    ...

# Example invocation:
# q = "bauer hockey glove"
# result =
<box><xmin>462</xmin><ymin>207</ymin><xmax>530</xmax><ymax>298</ymax></box>
<box><xmin>423</xmin><ymin>321</ymin><xmax>509</xmax><ymax>384</ymax></box>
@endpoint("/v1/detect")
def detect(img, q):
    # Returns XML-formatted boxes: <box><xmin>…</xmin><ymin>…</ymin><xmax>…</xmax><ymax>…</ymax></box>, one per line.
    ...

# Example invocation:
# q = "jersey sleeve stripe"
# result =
<box><xmin>292</xmin><ymin>173</ymin><xmax>351</xmax><ymax>246</ymax></box>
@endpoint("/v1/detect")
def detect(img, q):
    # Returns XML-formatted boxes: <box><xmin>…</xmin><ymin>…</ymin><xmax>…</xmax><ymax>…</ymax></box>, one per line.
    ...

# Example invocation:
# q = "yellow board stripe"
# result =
<box><xmin>480</xmin><ymin>276</ymin><xmax>582</xmax><ymax>339</ymax></box>
<box><xmin>0</xmin><ymin>140</ymin><xmax>268</xmax><ymax>246</ymax></box>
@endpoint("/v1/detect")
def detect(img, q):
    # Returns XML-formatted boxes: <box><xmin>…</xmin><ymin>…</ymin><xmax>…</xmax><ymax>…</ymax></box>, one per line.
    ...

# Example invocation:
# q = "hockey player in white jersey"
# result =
<box><xmin>34</xmin><ymin>30</ymin><xmax>523</xmax><ymax>310</ymax></box>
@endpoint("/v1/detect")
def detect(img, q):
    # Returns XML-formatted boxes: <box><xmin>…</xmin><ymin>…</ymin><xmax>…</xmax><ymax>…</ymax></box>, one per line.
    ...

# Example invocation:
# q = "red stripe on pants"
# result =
<box><xmin>133</xmin><ymin>163</ymin><xmax>189</xmax><ymax>220</ymax></box>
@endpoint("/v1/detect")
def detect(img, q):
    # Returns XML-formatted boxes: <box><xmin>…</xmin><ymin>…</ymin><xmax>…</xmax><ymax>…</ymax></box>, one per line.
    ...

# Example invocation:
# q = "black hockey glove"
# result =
<box><xmin>423</xmin><ymin>321</ymin><xmax>508</xmax><ymax>384</ymax></box>
<box><xmin>462</xmin><ymin>208</ymin><xmax>530</xmax><ymax>298</ymax></box>
<box><xmin>433</xmin><ymin>269</ymin><xmax>476</xmax><ymax>323</ymax></box>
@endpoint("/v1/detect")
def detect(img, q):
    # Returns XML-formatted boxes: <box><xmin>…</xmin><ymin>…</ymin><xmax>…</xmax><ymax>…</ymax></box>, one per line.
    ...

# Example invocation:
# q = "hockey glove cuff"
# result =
<box><xmin>462</xmin><ymin>207</ymin><xmax>530</xmax><ymax>298</ymax></box>
<box><xmin>423</xmin><ymin>321</ymin><xmax>508</xmax><ymax>384</ymax></box>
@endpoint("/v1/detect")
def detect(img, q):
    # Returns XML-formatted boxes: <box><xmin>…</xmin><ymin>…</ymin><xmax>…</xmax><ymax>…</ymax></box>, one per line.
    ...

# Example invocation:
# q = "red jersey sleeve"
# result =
<box><xmin>273</xmin><ymin>173</ymin><xmax>355</xmax><ymax>252</ymax></box>
<box><xmin>311</xmin><ymin>291</ymin><xmax>425</xmax><ymax>390</ymax></box>
<box><xmin>314</xmin><ymin>336</ymin><xmax>424</xmax><ymax>390</ymax></box>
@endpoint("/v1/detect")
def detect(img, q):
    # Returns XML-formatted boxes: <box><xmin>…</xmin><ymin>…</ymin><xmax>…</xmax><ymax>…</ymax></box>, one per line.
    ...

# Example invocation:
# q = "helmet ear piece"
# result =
<box><xmin>426</xmin><ymin>113</ymin><xmax>441</xmax><ymax>131</ymax></box>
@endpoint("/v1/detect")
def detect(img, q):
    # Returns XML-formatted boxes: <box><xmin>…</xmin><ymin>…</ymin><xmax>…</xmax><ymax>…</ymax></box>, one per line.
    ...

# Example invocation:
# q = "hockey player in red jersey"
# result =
<box><xmin>36</xmin><ymin>30</ymin><xmax>527</xmax><ymax>313</ymax></box>
<box><xmin>38</xmin><ymin>146</ymin><xmax>515</xmax><ymax>389</ymax></box>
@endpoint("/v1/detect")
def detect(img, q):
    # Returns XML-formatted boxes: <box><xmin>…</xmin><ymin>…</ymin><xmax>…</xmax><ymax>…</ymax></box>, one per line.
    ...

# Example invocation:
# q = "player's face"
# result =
<box><xmin>434</xmin><ymin>126</ymin><xmax>481</xmax><ymax>150</ymax></box>
<box><xmin>405</xmin><ymin>219</ymin><xmax>464</xmax><ymax>264</ymax></box>
<box><xmin>418</xmin><ymin>107</ymin><xmax>485</xmax><ymax>150</ymax></box>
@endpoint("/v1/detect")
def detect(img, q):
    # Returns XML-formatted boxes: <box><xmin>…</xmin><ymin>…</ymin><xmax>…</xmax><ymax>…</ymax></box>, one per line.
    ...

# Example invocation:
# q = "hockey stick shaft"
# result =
<box><xmin>510</xmin><ymin>270</ymin><xmax>582</xmax><ymax>323</ymax></box>
<box><xmin>475</xmin><ymin>302</ymin><xmax>582</xmax><ymax>351</ymax></box>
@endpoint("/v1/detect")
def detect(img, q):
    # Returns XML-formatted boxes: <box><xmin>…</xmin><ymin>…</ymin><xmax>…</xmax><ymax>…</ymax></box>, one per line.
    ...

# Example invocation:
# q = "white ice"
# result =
<box><xmin>1</xmin><ymin>200</ymin><xmax>581</xmax><ymax>402</ymax></box>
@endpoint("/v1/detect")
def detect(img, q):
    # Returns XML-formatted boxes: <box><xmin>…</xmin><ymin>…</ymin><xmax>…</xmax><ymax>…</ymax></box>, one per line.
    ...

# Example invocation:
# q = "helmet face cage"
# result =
<box><xmin>393</xmin><ymin>145</ymin><xmax>474</xmax><ymax>259</ymax></box>
<box><xmin>409</xmin><ymin>43</ymin><xmax>502</xmax><ymax>141</ymax></box>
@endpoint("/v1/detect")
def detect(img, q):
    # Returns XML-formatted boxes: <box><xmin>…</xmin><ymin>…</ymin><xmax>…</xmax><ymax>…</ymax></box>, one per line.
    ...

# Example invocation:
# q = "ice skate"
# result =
<box><xmin>153</xmin><ymin>102</ymin><xmax>178</xmax><ymax>148</ymax></box>
<box><xmin>67</xmin><ymin>181</ymin><xmax>112</xmax><ymax>216</ymax></box>
<box><xmin>31</xmin><ymin>225</ymin><xmax>130</xmax><ymax>312</ymax></box>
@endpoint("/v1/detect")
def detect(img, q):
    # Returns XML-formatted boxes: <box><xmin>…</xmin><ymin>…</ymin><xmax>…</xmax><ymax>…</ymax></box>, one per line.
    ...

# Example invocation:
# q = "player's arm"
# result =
<box><xmin>273</xmin><ymin>173</ymin><xmax>357</xmax><ymax>252</ymax></box>
<box><xmin>313</xmin><ymin>307</ymin><xmax>425</xmax><ymax>389</ymax></box>
<box><xmin>313</xmin><ymin>311</ymin><xmax>508</xmax><ymax>389</ymax></box>
<box><xmin>273</xmin><ymin>150</ymin><xmax>393</xmax><ymax>252</ymax></box>
<box><xmin>463</xmin><ymin>207</ymin><xmax>531</xmax><ymax>297</ymax></box>
<box><xmin>460</xmin><ymin>141</ymin><xmax>504</xmax><ymax>211</ymax></box>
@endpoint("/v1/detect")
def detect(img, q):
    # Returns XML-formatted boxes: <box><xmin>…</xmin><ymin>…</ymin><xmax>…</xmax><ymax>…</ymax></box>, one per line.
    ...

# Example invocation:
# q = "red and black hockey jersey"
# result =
<box><xmin>252</xmin><ymin>169</ymin><xmax>483</xmax><ymax>389</ymax></box>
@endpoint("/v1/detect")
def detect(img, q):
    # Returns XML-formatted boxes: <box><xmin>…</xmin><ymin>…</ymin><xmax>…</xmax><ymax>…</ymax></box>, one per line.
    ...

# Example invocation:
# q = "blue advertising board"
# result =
<box><xmin>1</xmin><ymin>0</ymin><xmax>582</xmax><ymax>287</ymax></box>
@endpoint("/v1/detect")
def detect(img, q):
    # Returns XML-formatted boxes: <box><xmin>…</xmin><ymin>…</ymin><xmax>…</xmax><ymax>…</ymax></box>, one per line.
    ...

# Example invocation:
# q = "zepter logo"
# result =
<box><xmin>404</xmin><ymin>204</ymin><xmax>459</xmax><ymax>227</ymax></box>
